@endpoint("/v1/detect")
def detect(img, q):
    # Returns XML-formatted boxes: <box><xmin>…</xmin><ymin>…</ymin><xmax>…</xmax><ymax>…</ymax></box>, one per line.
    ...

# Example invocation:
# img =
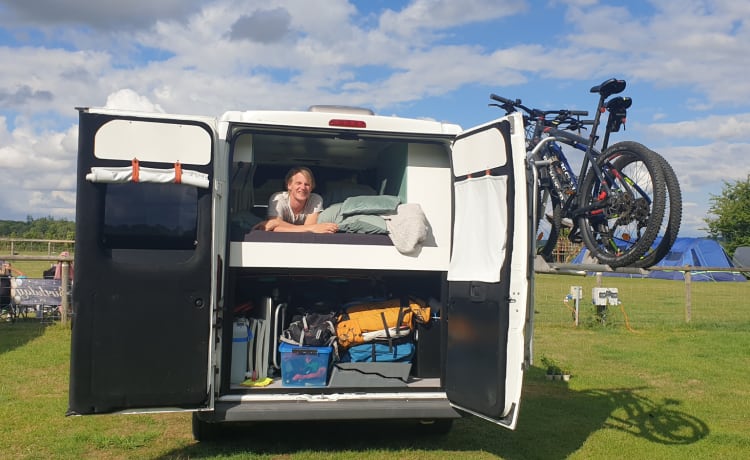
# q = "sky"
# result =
<box><xmin>0</xmin><ymin>0</ymin><xmax>748</xmax><ymax>237</ymax></box>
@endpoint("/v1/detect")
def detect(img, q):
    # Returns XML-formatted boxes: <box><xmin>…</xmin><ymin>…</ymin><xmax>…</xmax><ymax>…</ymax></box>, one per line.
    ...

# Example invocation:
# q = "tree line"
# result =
<box><xmin>0</xmin><ymin>216</ymin><xmax>75</xmax><ymax>241</ymax></box>
<box><xmin>705</xmin><ymin>176</ymin><xmax>750</xmax><ymax>258</ymax></box>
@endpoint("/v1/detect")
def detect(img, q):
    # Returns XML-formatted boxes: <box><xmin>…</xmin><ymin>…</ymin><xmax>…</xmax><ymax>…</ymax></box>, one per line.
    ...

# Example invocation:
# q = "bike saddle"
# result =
<box><xmin>605</xmin><ymin>96</ymin><xmax>632</xmax><ymax>112</ymax></box>
<box><xmin>605</xmin><ymin>97</ymin><xmax>632</xmax><ymax>133</ymax></box>
<box><xmin>590</xmin><ymin>78</ymin><xmax>626</xmax><ymax>98</ymax></box>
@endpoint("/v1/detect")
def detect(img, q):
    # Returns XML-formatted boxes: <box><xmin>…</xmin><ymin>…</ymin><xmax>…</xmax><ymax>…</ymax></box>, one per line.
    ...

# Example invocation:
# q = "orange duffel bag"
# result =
<box><xmin>336</xmin><ymin>297</ymin><xmax>431</xmax><ymax>349</ymax></box>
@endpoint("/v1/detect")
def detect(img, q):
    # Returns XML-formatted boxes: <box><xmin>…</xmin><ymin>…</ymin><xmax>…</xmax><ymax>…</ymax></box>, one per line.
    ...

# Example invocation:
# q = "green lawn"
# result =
<box><xmin>1</xmin><ymin>275</ymin><xmax>749</xmax><ymax>459</ymax></box>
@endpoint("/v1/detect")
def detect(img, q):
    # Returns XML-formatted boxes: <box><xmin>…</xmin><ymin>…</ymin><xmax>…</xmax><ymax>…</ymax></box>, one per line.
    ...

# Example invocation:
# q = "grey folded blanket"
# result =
<box><xmin>383</xmin><ymin>203</ymin><xmax>429</xmax><ymax>255</ymax></box>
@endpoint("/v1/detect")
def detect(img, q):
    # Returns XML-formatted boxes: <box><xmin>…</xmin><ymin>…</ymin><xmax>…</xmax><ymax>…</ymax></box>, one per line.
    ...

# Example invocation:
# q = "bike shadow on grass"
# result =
<box><xmin>157</xmin><ymin>370</ymin><xmax>709</xmax><ymax>460</ymax></box>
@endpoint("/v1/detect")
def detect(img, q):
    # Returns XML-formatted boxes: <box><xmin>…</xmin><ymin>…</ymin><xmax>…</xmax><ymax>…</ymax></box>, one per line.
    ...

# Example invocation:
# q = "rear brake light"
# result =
<box><xmin>329</xmin><ymin>119</ymin><xmax>366</xmax><ymax>128</ymax></box>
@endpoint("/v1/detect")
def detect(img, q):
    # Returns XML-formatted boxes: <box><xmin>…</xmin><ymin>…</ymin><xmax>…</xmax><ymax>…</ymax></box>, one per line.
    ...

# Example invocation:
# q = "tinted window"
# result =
<box><xmin>103</xmin><ymin>182</ymin><xmax>198</xmax><ymax>249</ymax></box>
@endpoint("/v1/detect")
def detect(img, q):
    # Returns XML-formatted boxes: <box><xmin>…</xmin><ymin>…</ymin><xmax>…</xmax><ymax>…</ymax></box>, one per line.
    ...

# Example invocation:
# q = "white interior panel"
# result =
<box><xmin>451</xmin><ymin>127</ymin><xmax>508</xmax><ymax>177</ymax></box>
<box><xmin>95</xmin><ymin>119</ymin><xmax>211</xmax><ymax>165</ymax></box>
<box><xmin>229</xmin><ymin>242</ymin><xmax>449</xmax><ymax>270</ymax></box>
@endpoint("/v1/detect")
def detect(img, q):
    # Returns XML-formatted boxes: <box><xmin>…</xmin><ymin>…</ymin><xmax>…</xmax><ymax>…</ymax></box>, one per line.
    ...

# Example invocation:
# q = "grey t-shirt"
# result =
<box><xmin>267</xmin><ymin>191</ymin><xmax>324</xmax><ymax>225</ymax></box>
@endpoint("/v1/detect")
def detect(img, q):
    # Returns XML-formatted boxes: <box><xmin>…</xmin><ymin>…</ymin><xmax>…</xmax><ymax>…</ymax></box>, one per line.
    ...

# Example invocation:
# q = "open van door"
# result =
<box><xmin>446</xmin><ymin>112</ymin><xmax>532</xmax><ymax>429</ymax></box>
<box><xmin>69</xmin><ymin>109</ymin><xmax>219</xmax><ymax>415</ymax></box>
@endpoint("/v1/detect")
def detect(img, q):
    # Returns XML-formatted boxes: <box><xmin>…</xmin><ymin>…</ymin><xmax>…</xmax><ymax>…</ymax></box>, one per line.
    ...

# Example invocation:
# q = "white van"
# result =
<box><xmin>68</xmin><ymin>104</ymin><xmax>534</xmax><ymax>440</ymax></box>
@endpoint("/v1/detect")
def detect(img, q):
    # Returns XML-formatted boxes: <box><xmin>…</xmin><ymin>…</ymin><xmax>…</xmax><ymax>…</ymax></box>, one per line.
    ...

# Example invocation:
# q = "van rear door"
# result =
<box><xmin>68</xmin><ymin>109</ymin><xmax>219</xmax><ymax>415</ymax></box>
<box><xmin>445</xmin><ymin>112</ymin><xmax>532</xmax><ymax>429</ymax></box>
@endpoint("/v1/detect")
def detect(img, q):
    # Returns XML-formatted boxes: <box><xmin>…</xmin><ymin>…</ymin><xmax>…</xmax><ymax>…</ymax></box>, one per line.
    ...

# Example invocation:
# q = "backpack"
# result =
<box><xmin>280</xmin><ymin>312</ymin><xmax>337</xmax><ymax>347</ymax></box>
<box><xmin>335</xmin><ymin>297</ymin><xmax>430</xmax><ymax>349</ymax></box>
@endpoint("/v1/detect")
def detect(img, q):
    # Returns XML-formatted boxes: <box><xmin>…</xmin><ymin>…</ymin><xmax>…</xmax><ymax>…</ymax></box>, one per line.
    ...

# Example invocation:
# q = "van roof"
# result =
<box><xmin>220</xmin><ymin>109</ymin><xmax>463</xmax><ymax>136</ymax></box>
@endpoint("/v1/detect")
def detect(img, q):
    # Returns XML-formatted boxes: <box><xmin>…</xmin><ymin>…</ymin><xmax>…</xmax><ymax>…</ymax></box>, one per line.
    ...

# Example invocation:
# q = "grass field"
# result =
<box><xmin>1</xmin><ymin>274</ymin><xmax>749</xmax><ymax>459</ymax></box>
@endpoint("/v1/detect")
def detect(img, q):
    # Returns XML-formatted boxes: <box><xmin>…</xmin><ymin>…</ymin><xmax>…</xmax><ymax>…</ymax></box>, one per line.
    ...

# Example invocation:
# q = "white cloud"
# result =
<box><xmin>644</xmin><ymin>114</ymin><xmax>750</xmax><ymax>143</ymax></box>
<box><xmin>653</xmin><ymin>142</ymin><xmax>749</xmax><ymax>193</ymax></box>
<box><xmin>562</xmin><ymin>1</ymin><xmax>750</xmax><ymax>108</ymax></box>
<box><xmin>379</xmin><ymin>0</ymin><xmax>527</xmax><ymax>37</ymax></box>
<box><xmin>104</xmin><ymin>89</ymin><xmax>165</xmax><ymax>112</ymax></box>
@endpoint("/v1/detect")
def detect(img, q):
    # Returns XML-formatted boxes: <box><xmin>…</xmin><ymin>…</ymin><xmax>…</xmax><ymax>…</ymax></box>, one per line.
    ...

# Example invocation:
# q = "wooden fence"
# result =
<box><xmin>1</xmin><ymin>253</ymin><xmax>73</xmax><ymax>325</ymax></box>
<box><xmin>535</xmin><ymin>256</ymin><xmax>749</xmax><ymax>322</ymax></box>
<box><xmin>0</xmin><ymin>237</ymin><xmax>74</xmax><ymax>255</ymax></box>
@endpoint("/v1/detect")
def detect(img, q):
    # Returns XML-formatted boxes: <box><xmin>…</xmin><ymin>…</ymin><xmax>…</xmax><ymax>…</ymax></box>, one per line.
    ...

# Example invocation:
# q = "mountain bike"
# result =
<box><xmin>592</xmin><ymin>93</ymin><xmax>683</xmax><ymax>269</ymax></box>
<box><xmin>490</xmin><ymin>78</ymin><xmax>676</xmax><ymax>268</ymax></box>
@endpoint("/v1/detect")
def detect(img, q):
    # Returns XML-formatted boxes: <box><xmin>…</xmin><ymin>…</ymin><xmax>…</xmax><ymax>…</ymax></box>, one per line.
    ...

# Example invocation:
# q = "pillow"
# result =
<box><xmin>317</xmin><ymin>203</ymin><xmax>343</xmax><ymax>224</ymax></box>
<box><xmin>323</xmin><ymin>181</ymin><xmax>377</xmax><ymax>207</ymax></box>
<box><xmin>338</xmin><ymin>215</ymin><xmax>389</xmax><ymax>234</ymax></box>
<box><xmin>340</xmin><ymin>195</ymin><xmax>401</xmax><ymax>217</ymax></box>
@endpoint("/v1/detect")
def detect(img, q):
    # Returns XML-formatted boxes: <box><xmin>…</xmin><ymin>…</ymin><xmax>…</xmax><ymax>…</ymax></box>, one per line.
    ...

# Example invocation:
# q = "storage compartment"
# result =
<box><xmin>279</xmin><ymin>343</ymin><xmax>332</xmax><ymax>387</ymax></box>
<box><xmin>224</xmin><ymin>271</ymin><xmax>445</xmax><ymax>392</ymax></box>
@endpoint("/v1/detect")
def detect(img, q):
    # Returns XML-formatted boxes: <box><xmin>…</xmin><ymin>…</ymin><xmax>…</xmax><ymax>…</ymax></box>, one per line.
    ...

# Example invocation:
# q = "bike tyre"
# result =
<box><xmin>615</xmin><ymin>150</ymin><xmax>682</xmax><ymax>268</ymax></box>
<box><xmin>577</xmin><ymin>141</ymin><xmax>667</xmax><ymax>268</ymax></box>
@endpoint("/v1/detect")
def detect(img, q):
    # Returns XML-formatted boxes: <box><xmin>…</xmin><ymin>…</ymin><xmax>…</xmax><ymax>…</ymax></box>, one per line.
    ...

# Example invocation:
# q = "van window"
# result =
<box><xmin>102</xmin><ymin>182</ymin><xmax>198</xmax><ymax>250</ymax></box>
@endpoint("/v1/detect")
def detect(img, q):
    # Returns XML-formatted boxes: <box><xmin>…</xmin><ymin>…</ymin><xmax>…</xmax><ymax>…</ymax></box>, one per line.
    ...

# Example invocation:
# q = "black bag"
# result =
<box><xmin>280</xmin><ymin>312</ymin><xmax>336</xmax><ymax>347</ymax></box>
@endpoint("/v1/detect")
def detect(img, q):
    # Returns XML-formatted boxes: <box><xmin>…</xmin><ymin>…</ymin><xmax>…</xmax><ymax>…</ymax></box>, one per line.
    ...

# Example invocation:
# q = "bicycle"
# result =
<box><xmin>592</xmin><ymin>93</ymin><xmax>682</xmax><ymax>269</ymax></box>
<box><xmin>490</xmin><ymin>78</ymin><xmax>677</xmax><ymax>268</ymax></box>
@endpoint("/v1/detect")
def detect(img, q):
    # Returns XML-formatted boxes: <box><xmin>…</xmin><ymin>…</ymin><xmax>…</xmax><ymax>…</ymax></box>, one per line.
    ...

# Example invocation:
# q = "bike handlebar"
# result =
<box><xmin>489</xmin><ymin>93</ymin><xmax>516</xmax><ymax>105</ymax></box>
<box><xmin>489</xmin><ymin>93</ymin><xmax>588</xmax><ymax>123</ymax></box>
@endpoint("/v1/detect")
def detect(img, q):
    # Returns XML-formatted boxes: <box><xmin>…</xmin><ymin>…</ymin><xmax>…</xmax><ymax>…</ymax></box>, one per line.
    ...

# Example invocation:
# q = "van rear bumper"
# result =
<box><xmin>203</xmin><ymin>391</ymin><xmax>461</xmax><ymax>422</ymax></box>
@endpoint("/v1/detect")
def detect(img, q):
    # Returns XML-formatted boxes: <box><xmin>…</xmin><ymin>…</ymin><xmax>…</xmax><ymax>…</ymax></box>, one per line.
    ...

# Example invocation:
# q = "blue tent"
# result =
<box><xmin>573</xmin><ymin>237</ymin><xmax>747</xmax><ymax>281</ymax></box>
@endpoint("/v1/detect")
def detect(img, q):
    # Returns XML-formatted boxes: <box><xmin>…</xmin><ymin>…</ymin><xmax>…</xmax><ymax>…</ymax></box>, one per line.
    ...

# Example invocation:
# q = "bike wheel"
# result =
<box><xmin>536</xmin><ymin>187</ymin><xmax>562</xmax><ymax>261</ymax></box>
<box><xmin>614</xmin><ymin>150</ymin><xmax>682</xmax><ymax>268</ymax></box>
<box><xmin>577</xmin><ymin>141</ymin><xmax>667</xmax><ymax>268</ymax></box>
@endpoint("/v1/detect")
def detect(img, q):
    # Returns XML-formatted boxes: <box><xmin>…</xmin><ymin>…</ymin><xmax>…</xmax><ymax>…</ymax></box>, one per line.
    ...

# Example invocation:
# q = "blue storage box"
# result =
<box><xmin>279</xmin><ymin>342</ymin><xmax>332</xmax><ymax>387</ymax></box>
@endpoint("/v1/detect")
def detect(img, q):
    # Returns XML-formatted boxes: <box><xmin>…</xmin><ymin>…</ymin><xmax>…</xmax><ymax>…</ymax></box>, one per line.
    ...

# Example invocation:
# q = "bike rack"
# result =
<box><xmin>534</xmin><ymin>255</ymin><xmax>650</xmax><ymax>276</ymax></box>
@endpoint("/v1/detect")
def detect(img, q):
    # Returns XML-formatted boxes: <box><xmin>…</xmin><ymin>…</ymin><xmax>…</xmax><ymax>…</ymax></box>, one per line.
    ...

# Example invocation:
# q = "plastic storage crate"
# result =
<box><xmin>279</xmin><ymin>342</ymin><xmax>332</xmax><ymax>387</ymax></box>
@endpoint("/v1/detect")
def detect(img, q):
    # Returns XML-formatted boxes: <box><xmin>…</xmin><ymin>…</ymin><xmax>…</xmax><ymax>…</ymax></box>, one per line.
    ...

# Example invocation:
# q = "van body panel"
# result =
<box><xmin>68</xmin><ymin>110</ymin><xmax>220</xmax><ymax>415</ymax></box>
<box><xmin>445</xmin><ymin>114</ymin><xmax>530</xmax><ymax>429</ymax></box>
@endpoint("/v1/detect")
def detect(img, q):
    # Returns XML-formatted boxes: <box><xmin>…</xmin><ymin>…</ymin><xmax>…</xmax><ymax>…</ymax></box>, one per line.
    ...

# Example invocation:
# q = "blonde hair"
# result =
<box><xmin>285</xmin><ymin>166</ymin><xmax>316</xmax><ymax>190</ymax></box>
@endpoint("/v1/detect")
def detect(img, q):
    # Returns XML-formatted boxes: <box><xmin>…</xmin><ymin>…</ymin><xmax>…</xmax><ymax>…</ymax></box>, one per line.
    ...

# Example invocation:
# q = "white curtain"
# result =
<box><xmin>447</xmin><ymin>175</ymin><xmax>508</xmax><ymax>283</ymax></box>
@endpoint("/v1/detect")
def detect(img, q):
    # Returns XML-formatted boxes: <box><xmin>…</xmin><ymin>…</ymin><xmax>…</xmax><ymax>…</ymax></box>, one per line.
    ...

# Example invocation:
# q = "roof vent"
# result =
<box><xmin>308</xmin><ymin>105</ymin><xmax>374</xmax><ymax>115</ymax></box>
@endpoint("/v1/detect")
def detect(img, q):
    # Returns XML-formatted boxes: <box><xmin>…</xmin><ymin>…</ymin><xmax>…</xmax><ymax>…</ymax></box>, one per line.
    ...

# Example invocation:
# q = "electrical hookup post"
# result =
<box><xmin>566</xmin><ymin>286</ymin><xmax>583</xmax><ymax>326</ymax></box>
<box><xmin>591</xmin><ymin>287</ymin><xmax>620</xmax><ymax>325</ymax></box>
<box><xmin>565</xmin><ymin>286</ymin><xmax>621</xmax><ymax>327</ymax></box>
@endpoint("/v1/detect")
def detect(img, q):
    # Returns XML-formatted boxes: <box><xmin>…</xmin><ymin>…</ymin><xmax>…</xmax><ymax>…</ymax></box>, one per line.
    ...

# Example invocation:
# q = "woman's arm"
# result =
<box><xmin>271</xmin><ymin>214</ymin><xmax>338</xmax><ymax>233</ymax></box>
